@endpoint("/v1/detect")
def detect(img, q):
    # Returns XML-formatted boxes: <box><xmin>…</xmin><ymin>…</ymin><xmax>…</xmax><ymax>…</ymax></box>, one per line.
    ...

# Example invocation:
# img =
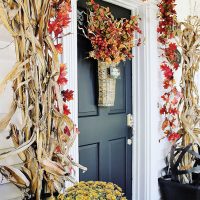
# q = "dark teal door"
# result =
<box><xmin>78</xmin><ymin>1</ymin><xmax>132</xmax><ymax>199</ymax></box>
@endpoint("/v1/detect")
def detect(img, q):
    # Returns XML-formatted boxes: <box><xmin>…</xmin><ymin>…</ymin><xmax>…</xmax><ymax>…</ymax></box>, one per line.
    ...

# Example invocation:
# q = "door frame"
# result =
<box><xmin>63</xmin><ymin>1</ymin><xmax>159</xmax><ymax>199</ymax></box>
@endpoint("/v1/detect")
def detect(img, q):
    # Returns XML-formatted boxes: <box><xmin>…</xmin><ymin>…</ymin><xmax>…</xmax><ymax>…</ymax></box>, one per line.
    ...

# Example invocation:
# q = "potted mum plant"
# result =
<box><xmin>83</xmin><ymin>0</ymin><xmax>142</xmax><ymax>106</ymax></box>
<box><xmin>57</xmin><ymin>181</ymin><xmax>127</xmax><ymax>200</ymax></box>
<box><xmin>158</xmin><ymin>1</ymin><xmax>200</xmax><ymax>199</ymax></box>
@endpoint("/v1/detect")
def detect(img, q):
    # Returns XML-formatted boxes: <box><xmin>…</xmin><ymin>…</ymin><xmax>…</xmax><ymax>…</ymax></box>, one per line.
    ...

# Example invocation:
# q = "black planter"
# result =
<box><xmin>158</xmin><ymin>178</ymin><xmax>200</xmax><ymax>200</ymax></box>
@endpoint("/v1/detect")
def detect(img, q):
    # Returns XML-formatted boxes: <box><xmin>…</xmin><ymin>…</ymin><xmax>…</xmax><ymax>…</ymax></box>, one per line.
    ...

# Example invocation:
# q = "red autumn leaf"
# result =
<box><xmin>162</xmin><ymin>118</ymin><xmax>169</xmax><ymax>130</ymax></box>
<box><xmin>54</xmin><ymin>26</ymin><xmax>63</xmax><ymax>37</ymax></box>
<box><xmin>48</xmin><ymin>0</ymin><xmax>71</xmax><ymax>37</ymax></box>
<box><xmin>164</xmin><ymin>69</ymin><xmax>173</xmax><ymax>80</ymax></box>
<box><xmin>163</xmin><ymin>79</ymin><xmax>171</xmax><ymax>89</ymax></box>
<box><xmin>173</xmin><ymin>62</ymin><xmax>179</xmax><ymax>70</ymax></box>
<box><xmin>55</xmin><ymin>145</ymin><xmax>62</xmax><ymax>153</ymax></box>
<box><xmin>168</xmin><ymin>133</ymin><xmax>180</xmax><ymax>142</ymax></box>
<box><xmin>160</xmin><ymin>63</ymin><xmax>174</xmax><ymax>80</ymax></box>
<box><xmin>169</xmin><ymin>107</ymin><xmax>178</xmax><ymax>115</ymax></box>
<box><xmin>171</xmin><ymin>97</ymin><xmax>178</xmax><ymax>105</ymax></box>
<box><xmin>48</xmin><ymin>22</ymin><xmax>54</xmax><ymax>34</ymax></box>
<box><xmin>63</xmin><ymin>104</ymin><xmax>71</xmax><ymax>115</ymax></box>
<box><xmin>64</xmin><ymin>126</ymin><xmax>71</xmax><ymax>136</ymax></box>
<box><xmin>160</xmin><ymin>106</ymin><xmax>167</xmax><ymax>115</ymax></box>
<box><xmin>62</xmin><ymin>89</ymin><xmax>74</xmax><ymax>102</ymax></box>
<box><xmin>160</xmin><ymin>63</ymin><xmax>169</xmax><ymax>71</ymax></box>
<box><xmin>57</xmin><ymin>64</ymin><xmax>68</xmax><ymax>85</ymax></box>
<box><xmin>169</xmin><ymin>118</ymin><xmax>176</xmax><ymax>129</ymax></box>
<box><xmin>160</xmin><ymin>63</ymin><xmax>173</xmax><ymax>80</ymax></box>
<box><xmin>161</xmin><ymin>93</ymin><xmax>170</xmax><ymax>102</ymax></box>
<box><xmin>55</xmin><ymin>43</ymin><xmax>63</xmax><ymax>54</ymax></box>
<box><xmin>168</xmin><ymin>43</ymin><xmax>177</xmax><ymax>51</ymax></box>
<box><xmin>171</xmin><ymin>87</ymin><xmax>182</xmax><ymax>98</ymax></box>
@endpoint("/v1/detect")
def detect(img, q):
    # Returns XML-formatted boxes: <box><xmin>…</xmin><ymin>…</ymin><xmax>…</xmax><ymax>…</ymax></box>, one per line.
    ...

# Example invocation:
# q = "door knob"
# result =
<box><xmin>127</xmin><ymin>114</ymin><xmax>134</xmax><ymax>145</ymax></box>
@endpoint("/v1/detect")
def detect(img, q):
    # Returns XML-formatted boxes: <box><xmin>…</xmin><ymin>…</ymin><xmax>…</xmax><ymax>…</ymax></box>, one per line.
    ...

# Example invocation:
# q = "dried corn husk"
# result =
<box><xmin>0</xmin><ymin>0</ymin><xmax>84</xmax><ymax>199</ymax></box>
<box><xmin>175</xmin><ymin>16</ymin><xmax>200</xmax><ymax>183</ymax></box>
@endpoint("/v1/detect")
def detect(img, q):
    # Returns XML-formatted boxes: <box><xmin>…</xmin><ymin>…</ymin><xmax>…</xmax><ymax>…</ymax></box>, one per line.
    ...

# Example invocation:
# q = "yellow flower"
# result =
<box><xmin>106</xmin><ymin>193</ymin><xmax>116</xmax><ymax>200</ymax></box>
<box><xmin>114</xmin><ymin>190</ymin><xmax>121</xmax><ymax>196</ymax></box>
<box><xmin>106</xmin><ymin>183</ymin><xmax>115</xmax><ymax>190</ymax></box>
<box><xmin>61</xmin><ymin>181</ymin><xmax>126</xmax><ymax>200</ymax></box>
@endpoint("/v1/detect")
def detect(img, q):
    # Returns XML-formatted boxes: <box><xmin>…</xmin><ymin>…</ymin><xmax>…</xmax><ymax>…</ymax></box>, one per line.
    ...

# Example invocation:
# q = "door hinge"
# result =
<box><xmin>127</xmin><ymin>114</ymin><xmax>134</xmax><ymax>128</ymax></box>
<box><xmin>127</xmin><ymin>138</ymin><xmax>133</xmax><ymax>145</ymax></box>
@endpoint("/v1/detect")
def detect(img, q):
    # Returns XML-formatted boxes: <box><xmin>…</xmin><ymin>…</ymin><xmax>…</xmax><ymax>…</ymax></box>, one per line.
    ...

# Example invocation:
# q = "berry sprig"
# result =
<box><xmin>86</xmin><ymin>0</ymin><xmax>142</xmax><ymax>65</ymax></box>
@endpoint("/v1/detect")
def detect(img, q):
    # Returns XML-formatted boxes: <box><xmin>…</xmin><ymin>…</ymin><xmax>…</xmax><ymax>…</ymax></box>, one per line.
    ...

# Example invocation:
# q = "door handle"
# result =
<box><xmin>127</xmin><ymin>114</ymin><xmax>134</xmax><ymax>145</ymax></box>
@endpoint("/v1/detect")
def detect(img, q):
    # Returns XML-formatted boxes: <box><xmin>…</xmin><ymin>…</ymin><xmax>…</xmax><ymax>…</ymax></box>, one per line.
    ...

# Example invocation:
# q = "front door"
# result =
<box><xmin>78</xmin><ymin>1</ymin><xmax>133</xmax><ymax>199</ymax></box>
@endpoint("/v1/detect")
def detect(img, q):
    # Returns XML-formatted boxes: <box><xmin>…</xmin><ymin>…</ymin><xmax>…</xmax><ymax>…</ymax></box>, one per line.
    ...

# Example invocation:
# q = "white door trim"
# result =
<box><xmin>62</xmin><ymin>0</ymin><xmax>79</xmax><ymax>182</ymax></box>
<box><xmin>63</xmin><ymin>1</ymin><xmax>159</xmax><ymax>199</ymax></box>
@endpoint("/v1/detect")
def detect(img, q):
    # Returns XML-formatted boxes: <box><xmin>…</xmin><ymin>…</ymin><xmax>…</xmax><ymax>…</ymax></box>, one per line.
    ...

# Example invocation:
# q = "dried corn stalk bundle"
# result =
<box><xmin>174</xmin><ymin>16</ymin><xmax>200</xmax><ymax>184</ymax></box>
<box><xmin>0</xmin><ymin>0</ymin><xmax>86</xmax><ymax>199</ymax></box>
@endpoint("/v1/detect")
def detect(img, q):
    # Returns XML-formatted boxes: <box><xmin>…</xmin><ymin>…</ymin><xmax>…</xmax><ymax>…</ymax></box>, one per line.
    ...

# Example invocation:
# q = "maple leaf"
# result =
<box><xmin>62</xmin><ymin>89</ymin><xmax>74</xmax><ymax>102</ymax></box>
<box><xmin>55</xmin><ymin>43</ymin><xmax>63</xmax><ymax>54</ymax></box>
<box><xmin>63</xmin><ymin>104</ymin><xmax>71</xmax><ymax>115</ymax></box>
<box><xmin>160</xmin><ymin>64</ymin><xmax>173</xmax><ymax>80</ymax></box>
<box><xmin>164</xmin><ymin>70</ymin><xmax>173</xmax><ymax>80</ymax></box>
<box><xmin>169</xmin><ymin>107</ymin><xmax>178</xmax><ymax>115</ymax></box>
<box><xmin>64</xmin><ymin>126</ymin><xmax>71</xmax><ymax>136</ymax></box>
<box><xmin>168</xmin><ymin>43</ymin><xmax>177</xmax><ymax>51</ymax></box>
<box><xmin>57</xmin><ymin>64</ymin><xmax>68</xmax><ymax>85</ymax></box>
<box><xmin>55</xmin><ymin>145</ymin><xmax>62</xmax><ymax>153</ymax></box>
<box><xmin>169</xmin><ymin>118</ymin><xmax>176</xmax><ymax>129</ymax></box>
<box><xmin>168</xmin><ymin>132</ymin><xmax>180</xmax><ymax>142</ymax></box>
<box><xmin>173</xmin><ymin>62</ymin><xmax>179</xmax><ymax>70</ymax></box>
<box><xmin>171</xmin><ymin>97</ymin><xmax>178</xmax><ymax>105</ymax></box>
<box><xmin>160</xmin><ymin>106</ymin><xmax>167</xmax><ymax>115</ymax></box>
<box><xmin>161</xmin><ymin>93</ymin><xmax>170</xmax><ymax>102</ymax></box>
<box><xmin>162</xmin><ymin>118</ymin><xmax>169</xmax><ymax>130</ymax></box>
<box><xmin>160</xmin><ymin>63</ymin><xmax>169</xmax><ymax>71</ymax></box>
<box><xmin>171</xmin><ymin>87</ymin><xmax>182</xmax><ymax>98</ymax></box>
<box><xmin>163</xmin><ymin>79</ymin><xmax>171</xmax><ymax>89</ymax></box>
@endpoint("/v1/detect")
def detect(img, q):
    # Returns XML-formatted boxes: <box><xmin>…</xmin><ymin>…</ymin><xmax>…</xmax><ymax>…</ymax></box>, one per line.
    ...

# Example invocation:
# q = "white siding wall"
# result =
<box><xmin>0</xmin><ymin>27</ymin><xmax>23</xmax><ymax>200</ymax></box>
<box><xmin>190</xmin><ymin>0</ymin><xmax>200</xmax><ymax>16</ymax></box>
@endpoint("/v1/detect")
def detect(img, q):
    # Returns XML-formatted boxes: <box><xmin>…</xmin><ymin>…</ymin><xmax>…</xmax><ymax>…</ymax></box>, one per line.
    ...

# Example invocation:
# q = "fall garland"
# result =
<box><xmin>157</xmin><ymin>0</ymin><xmax>182</xmax><ymax>142</ymax></box>
<box><xmin>158</xmin><ymin>0</ymin><xmax>200</xmax><ymax>184</ymax></box>
<box><xmin>0</xmin><ymin>0</ymin><xmax>85</xmax><ymax>199</ymax></box>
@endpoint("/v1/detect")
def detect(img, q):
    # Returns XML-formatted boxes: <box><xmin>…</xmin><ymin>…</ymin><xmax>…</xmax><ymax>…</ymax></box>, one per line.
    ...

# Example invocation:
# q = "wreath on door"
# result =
<box><xmin>82</xmin><ymin>0</ymin><xmax>143</xmax><ymax>106</ymax></box>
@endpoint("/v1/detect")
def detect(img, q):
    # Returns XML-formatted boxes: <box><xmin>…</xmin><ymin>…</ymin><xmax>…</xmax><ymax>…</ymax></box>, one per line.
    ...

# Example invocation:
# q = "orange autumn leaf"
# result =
<box><xmin>162</xmin><ymin>118</ymin><xmax>169</xmax><ymax>130</ymax></box>
<box><xmin>55</xmin><ymin>44</ymin><xmax>63</xmax><ymax>54</ymax></box>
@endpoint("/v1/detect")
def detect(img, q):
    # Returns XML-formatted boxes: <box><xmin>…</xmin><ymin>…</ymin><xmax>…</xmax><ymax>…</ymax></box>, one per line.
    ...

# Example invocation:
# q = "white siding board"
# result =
<box><xmin>0</xmin><ymin>183</ymin><xmax>23</xmax><ymax>200</ymax></box>
<box><xmin>0</xmin><ymin>26</ymin><xmax>22</xmax><ymax>199</ymax></box>
<box><xmin>0</xmin><ymin>131</ymin><xmax>14</xmax><ymax>150</ymax></box>
<box><xmin>0</xmin><ymin>153</ymin><xmax>22</xmax><ymax>166</ymax></box>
